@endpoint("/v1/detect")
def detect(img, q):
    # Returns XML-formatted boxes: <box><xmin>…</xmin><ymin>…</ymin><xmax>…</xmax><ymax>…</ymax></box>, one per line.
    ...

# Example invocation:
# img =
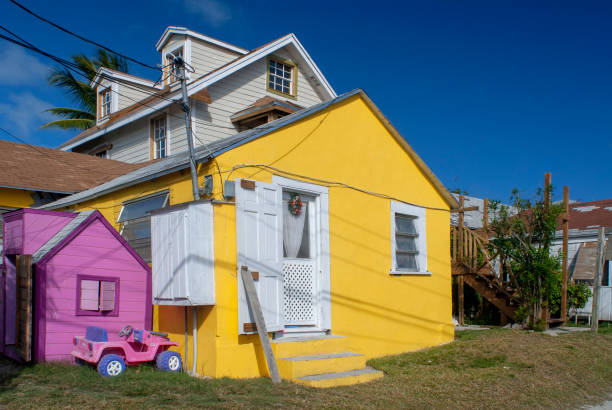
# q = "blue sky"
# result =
<box><xmin>0</xmin><ymin>0</ymin><xmax>610</xmax><ymax>203</ymax></box>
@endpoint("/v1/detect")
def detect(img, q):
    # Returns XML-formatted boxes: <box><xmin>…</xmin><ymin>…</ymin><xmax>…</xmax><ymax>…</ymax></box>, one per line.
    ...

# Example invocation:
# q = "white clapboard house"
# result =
<box><xmin>59</xmin><ymin>27</ymin><xmax>336</xmax><ymax>162</ymax></box>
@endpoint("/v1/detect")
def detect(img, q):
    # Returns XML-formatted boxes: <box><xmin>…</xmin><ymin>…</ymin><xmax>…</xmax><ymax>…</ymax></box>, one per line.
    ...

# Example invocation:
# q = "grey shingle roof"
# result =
<box><xmin>40</xmin><ymin>90</ymin><xmax>363</xmax><ymax>210</ymax></box>
<box><xmin>32</xmin><ymin>211</ymin><xmax>94</xmax><ymax>263</ymax></box>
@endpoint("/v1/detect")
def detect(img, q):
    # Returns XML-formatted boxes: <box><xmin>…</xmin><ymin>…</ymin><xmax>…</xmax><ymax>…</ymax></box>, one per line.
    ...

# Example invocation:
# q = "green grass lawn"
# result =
<box><xmin>1</xmin><ymin>328</ymin><xmax>611</xmax><ymax>409</ymax></box>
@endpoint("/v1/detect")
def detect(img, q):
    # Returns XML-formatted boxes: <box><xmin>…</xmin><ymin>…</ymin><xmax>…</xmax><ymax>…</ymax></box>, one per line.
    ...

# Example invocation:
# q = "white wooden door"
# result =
<box><xmin>236</xmin><ymin>179</ymin><xmax>284</xmax><ymax>334</ymax></box>
<box><xmin>282</xmin><ymin>192</ymin><xmax>318</xmax><ymax>327</ymax></box>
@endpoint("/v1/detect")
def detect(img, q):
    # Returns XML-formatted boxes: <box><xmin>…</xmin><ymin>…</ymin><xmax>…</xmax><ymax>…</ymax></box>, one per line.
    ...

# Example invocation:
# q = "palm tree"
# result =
<box><xmin>42</xmin><ymin>49</ymin><xmax>128</xmax><ymax>131</ymax></box>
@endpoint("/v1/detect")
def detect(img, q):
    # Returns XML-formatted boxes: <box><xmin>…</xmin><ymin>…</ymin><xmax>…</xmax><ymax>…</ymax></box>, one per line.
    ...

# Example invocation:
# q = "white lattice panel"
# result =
<box><xmin>283</xmin><ymin>262</ymin><xmax>315</xmax><ymax>324</ymax></box>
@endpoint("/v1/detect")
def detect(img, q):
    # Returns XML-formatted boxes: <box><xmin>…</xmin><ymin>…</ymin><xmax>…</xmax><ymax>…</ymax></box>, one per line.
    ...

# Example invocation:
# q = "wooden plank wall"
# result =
<box><xmin>15</xmin><ymin>254</ymin><xmax>33</xmax><ymax>362</ymax></box>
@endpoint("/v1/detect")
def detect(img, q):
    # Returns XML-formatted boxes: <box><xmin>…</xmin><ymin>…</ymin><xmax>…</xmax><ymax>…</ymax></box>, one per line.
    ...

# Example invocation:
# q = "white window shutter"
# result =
<box><xmin>236</xmin><ymin>179</ymin><xmax>284</xmax><ymax>334</ymax></box>
<box><xmin>80</xmin><ymin>280</ymin><xmax>100</xmax><ymax>311</ymax></box>
<box><xmin>100</xmin><ymin>281</ymin><xmax>116</xmax><ymax>311</ymax></box>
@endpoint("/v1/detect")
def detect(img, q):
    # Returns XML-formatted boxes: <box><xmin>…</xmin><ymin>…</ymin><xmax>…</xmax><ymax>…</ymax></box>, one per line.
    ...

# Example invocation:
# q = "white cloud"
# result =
<box><xmin>0</xmin><ymin>92</ymin><xmax>54</xmax><ymax>138</ymax></box>
<box><xmin>0</xmin><ymin>44</ymin><xmax>50</xmax><ymax>86</ymax></box>
<box><xmin>184</xmin><ymin>0</ymin><xmax>231</xmax><ymax>27</ymax></box>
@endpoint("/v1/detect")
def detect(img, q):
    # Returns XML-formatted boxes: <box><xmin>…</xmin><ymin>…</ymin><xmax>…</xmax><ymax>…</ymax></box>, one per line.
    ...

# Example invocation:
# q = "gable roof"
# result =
<box><xmin>0</xmin><ymin>139</ymin><xmax>147</xmax><ymax>194</ymax></box>
<box><xmin>156</xmin><ymin>26</ymin><xmax>248</xmax><ymax>54</ymax></box>
<box><xmin>41</xmin><ymin>90</ymin><xmax>458</xmax><ymax>211</ymax></box>
<box><xmin>59</xmin><ymin>33</ymin><xmax>336</xmax><ymax>151</ymax></box>
<box><xmin>31</xmin><ymin>210</ymin><xmax>151</xmax><ymax>273</ymax></box>
<box><xmin>90</xmin><ymin>67</ymin><xmax>161</xmax><ymax>89</ymax></box>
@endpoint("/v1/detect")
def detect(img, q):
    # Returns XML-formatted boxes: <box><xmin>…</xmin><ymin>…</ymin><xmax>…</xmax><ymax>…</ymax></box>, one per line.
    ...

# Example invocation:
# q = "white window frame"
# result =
<box><xmin>165</xmin><ymin>45</ymin><xmax>185</xmax><ymax>84</ymax></box>
<box><xmin>152</xmin><ymin>114</ymin><xmax>168</xmax><ymax>159</ymax></box>
<box><xmin>390</xmin><ymin>201</ymin><xmax>430</xmax><ymax>275</ymax></box>
<box><xmin>268</xmin><ymin>58</ymin><xmax>295</xmax><ymax>96</ymax></box>
<box><xmin>97</xmin><ymin>82</ymin><xmax>119</xmax><ymax>123</ymax></box>
<box><xmin>100</xmin><ymin>87</ymin><xmax>112</xmax><ymax>118</ymax></box>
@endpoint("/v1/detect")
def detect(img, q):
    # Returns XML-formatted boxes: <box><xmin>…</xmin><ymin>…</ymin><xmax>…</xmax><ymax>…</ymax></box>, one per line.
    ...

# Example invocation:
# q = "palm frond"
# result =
<box><xmin>40</xmin><ymin>118</ymin><xmax>95</xmax><ymax>131</ymax></box>
<box><xmin>44</xmin><ymin>48</ymin><xmax>130</xmax><ymax>131</ymax></box>
<box><xmin>44</xmin><ymin>107</ymin><xmax>96</xmax><ymax>120</ymax></box>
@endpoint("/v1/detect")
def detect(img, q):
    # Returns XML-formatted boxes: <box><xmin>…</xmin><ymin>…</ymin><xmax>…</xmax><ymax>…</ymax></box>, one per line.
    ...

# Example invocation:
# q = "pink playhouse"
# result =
<box><xmin>0</xmin><ymin>209</ymin><xmax>152</xmax><ymax>362</ymax></box>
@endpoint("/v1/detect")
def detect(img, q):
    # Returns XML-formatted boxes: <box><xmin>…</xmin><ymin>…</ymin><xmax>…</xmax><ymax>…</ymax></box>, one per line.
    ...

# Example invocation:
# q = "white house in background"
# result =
<box><xmin>549</xmin><ymin>199</ymin><xmax>612</xmax><ymax>322</ymax></box>
<box><xmin>59</xmin><ymin>27</ymin><xmax>336</xmax><ymax>162</ymax></box>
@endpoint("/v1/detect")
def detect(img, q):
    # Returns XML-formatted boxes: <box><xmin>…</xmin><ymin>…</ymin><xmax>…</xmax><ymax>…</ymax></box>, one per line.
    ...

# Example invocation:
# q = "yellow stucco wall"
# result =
<box><xmin>67</xmin><ymin>94</ymin><xmax>454</xmax><ymax>378</ymax></box>
<box><xmin>0</xmin><ymin>188</ymin><xmax>34</xmax><ymax>209</ymax></box>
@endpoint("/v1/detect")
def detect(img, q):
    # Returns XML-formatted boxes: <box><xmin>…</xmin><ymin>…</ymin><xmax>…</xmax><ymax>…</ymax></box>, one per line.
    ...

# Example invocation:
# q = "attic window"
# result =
<box><xmin>268</xmin><ymin>58</ymin><xmax>296</xmax><ymax>97</ymax></box>
<box><xmin>165</xmin><ymin>46</ymin><xmax>184</xmax><ymax>84</ymax></box>
<box><xmin>99</xmin><ymin>87</ymin><xmax>112</xmax><ymax>118</ymax></box>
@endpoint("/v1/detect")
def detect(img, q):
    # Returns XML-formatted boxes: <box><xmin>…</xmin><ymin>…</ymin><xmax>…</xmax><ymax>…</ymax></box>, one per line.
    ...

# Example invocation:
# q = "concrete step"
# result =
<box><xmin>294</xmin><ymin>366</ymin><xmax>384</xmax><ymax>388</ymax></box>
<box><xmin>278</xmin><ymin>352</ymin><xmax>365</xmax><ymax>379</ymax></box>
<box><xmin>272</xmin><ymin>335</ymin><xmax>348</xmax><ymax>358</ymax></box>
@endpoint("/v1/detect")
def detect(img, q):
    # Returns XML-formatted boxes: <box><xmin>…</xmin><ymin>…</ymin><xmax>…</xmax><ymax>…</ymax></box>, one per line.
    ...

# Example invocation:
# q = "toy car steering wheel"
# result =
<box><xmin>118</xmin><ymin>325</ymin><xmax>133</xmax><ymax>338</ymax></box>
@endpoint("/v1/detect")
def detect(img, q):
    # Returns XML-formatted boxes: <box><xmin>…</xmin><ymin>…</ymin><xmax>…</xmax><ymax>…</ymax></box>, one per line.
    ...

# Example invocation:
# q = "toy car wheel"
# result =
<box><xmin>97</xmin><ymin>354</ymin><xmax>125</xmax><ymax>377</ymax></box>
<box><xmin>156</xmin><ymin>351</ymin><xmax>182</xmax><ymax>372</ymax></box>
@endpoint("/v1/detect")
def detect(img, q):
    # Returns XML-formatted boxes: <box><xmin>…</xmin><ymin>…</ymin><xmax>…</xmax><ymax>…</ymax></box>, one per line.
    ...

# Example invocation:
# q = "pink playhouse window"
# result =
<box><xmin>76</xmin><ymin>275</ymin><xmax>119</xmax><ymax>316</ymax></box>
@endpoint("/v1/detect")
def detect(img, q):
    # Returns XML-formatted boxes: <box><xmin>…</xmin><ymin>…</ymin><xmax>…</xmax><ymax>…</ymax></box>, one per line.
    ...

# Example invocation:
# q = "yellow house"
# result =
<box><xmin>40</xmin><ymin>90</ymin><xmax>458</xmax><ymax>387</ymax></box>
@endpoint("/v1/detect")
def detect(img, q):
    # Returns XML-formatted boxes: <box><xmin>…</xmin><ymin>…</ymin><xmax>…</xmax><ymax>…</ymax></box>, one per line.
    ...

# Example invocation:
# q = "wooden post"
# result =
<box><xmin>544</xmin><ymin>173</ymin><xmax>551</xmax><ymax>213</ymax></box>
<box><xmin>240</xmin><ymin>267</ymin><xmax>281</xmax><ymax>383</ymax></box>
<box><xmin>482</xmin><ymin>198</ymin><xmax>489</xmax><ymax>235</ymax></box>
<box><xmin>591</xmin><ymin>227</ymin><xmax>606</xmax><ymax>333</ymax></box>
<box><xmin>15</xmin><ymin>255</ymin><xmax>33</xmax><ymax>362</ymax></box>
<box><xmin>457</xmin><ymin>275</ymin><xmax>465</xmax><ymax>325</ymax></box>
<box><xmin>458</xmin><ymin>195</ymin><xmax>464</xmax><ymax>264</ymax></box>
<box><xmin>561</xmin><ymin>186</ymin><xmax>569</xmax><ymax>322</ymax></box>
<box><xmin>542</xmin><ymin>173</ymin><xmax>551</xmax><ymax>328</ymax></box>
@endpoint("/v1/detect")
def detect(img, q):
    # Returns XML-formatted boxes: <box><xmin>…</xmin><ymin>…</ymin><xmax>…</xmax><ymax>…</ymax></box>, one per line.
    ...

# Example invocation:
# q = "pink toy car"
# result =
<box><xmin>72</xmin><ymin>325</ymin><xmax>182</xmax><ymax>377</ymax></box>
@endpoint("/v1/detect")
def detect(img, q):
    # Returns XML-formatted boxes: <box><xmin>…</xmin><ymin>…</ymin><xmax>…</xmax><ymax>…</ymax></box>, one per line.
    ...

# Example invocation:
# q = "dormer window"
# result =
<box><xmin>268</xmin><ymin>57</ymin><xmax>296</xmax><ymax>97</ymax></box>
<box><xmin>165</xmin><ymin>46</ymin><xmax>184</xmax><ymax>84</ymax></box>
<box><xmin>99</xmin><ymin>87</ymin><xmax>112</xmax><ymax>118</ymax></box>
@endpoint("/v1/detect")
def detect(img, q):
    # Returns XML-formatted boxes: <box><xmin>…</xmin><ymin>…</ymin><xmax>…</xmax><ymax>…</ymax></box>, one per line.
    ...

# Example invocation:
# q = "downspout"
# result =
<box><xmin>193</xmin><ymin>307</ymin><xmax>198</xmax><ymax>375</ymax></box>
<box><xmin>184</xmin><ymin>307</ymin><xmax>188</xmax><ymax>372</ymax></box>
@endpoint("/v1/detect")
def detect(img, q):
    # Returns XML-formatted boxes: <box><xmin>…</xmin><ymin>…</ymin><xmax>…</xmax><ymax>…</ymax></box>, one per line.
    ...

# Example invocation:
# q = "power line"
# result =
<box><xmin>0</xmin><ymin>28</ymin><xmax>282</xmax><ymax>141</ymax></box>
<box><xmin>0</xmin><ymin>25</ymin><xmax>279</xmax><ymax>133</ymax></box>
<box><xmin>8</xmin><ymin>0</ymin><xmax>160</xmax><ymax>71</ymax></box>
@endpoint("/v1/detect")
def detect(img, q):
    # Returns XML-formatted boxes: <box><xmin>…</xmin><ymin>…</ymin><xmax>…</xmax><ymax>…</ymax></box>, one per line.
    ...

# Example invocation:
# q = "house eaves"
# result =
<box><xmin>60</xmin><ymin>33</ymin><xmax>337</xmax><ymax>152</ymax></box>
<box><xmin>41</xmin><ymin>89</ymin><xmax>457</xmax><ymax>211</ymax></box>
<box><xmin>156</xmin><ymin>26</ymin><xmax>248</xmax><ymax>54</ymax></box>
<box><xmin>90</xmin><ymin>67</ymin><xmax>161</xmax><ymax>89</ymax></box>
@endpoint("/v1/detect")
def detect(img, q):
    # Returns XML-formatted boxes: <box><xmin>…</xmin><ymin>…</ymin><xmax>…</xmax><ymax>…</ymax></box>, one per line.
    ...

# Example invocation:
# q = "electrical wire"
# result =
<box><xmin>0</xmin><ymin>27</ymin><xmax>282</xmax><ymax>134</ymax></box>
<box><xmin>0</xmin><ymin>127</ymin><xmax>58</xmax><ymax>157</ymax></box>
<box><xmin>8</xmin><ymin>0</ymin><xmax>160</xmax><ymax>71</ymax></box>
<box><xmin>225</xmin><ymin>164</ymin><xmax>452</xmax><ymax>212</ymax></box>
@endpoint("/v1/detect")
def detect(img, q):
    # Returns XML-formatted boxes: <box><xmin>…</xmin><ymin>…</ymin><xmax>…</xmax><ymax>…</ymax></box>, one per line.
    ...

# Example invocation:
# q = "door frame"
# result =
<box><xmin>273</xmin><ymin>176</ymin><xmax>331</xmax><ymax>332</ymax></box>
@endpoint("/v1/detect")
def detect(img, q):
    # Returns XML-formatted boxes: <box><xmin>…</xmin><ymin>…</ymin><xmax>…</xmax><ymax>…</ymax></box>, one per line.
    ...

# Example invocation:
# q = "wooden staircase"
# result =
<box><xmin>451</xmin><ymin>222</ymin><xmax>520</xmax><ymax>323</ymax></box>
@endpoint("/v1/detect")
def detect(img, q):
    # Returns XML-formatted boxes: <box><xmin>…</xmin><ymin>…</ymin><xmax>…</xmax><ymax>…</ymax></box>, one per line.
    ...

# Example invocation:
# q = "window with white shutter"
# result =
<box><xmin>77</xmin><ymin>276</ymin><xmax>119</xmax><ymax>315</ymax></box>
<box><xmin>390</xmin><ymin>201</ymin><xmax>429</xmax><ymax>275</ymax></box>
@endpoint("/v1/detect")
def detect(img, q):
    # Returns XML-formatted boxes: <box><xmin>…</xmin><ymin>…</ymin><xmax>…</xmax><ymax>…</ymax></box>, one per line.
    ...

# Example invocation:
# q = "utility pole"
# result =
<box><xmin>174</xmin><ymin>56</ymin><xmax>200</xmax><ymax>202</ymax></box>
<box><xmin>561</xmin><ymin>186</ymin><xmax>569</xmax><ymax>323</ymax></box>
<box><xmin>173</xmin><ymin>55</ymin><xmax>200</xmax><ymax>374</ymax></box>
<box><xmin>592</xmin><ymin>227</ymin><xmax>606</xmax><ymax>333</ymax></box>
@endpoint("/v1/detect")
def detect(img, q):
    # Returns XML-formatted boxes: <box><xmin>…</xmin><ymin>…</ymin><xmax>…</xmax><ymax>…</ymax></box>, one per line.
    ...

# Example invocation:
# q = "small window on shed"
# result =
<box><xmin>118</xmin><ymin>192</ymin><xmax>169</xmax><ymax>262</ymax></box>
<box><xmin>77</xmin><ymin>276</ymin><xmax>118</xmax><ymax>315</ymax></box>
